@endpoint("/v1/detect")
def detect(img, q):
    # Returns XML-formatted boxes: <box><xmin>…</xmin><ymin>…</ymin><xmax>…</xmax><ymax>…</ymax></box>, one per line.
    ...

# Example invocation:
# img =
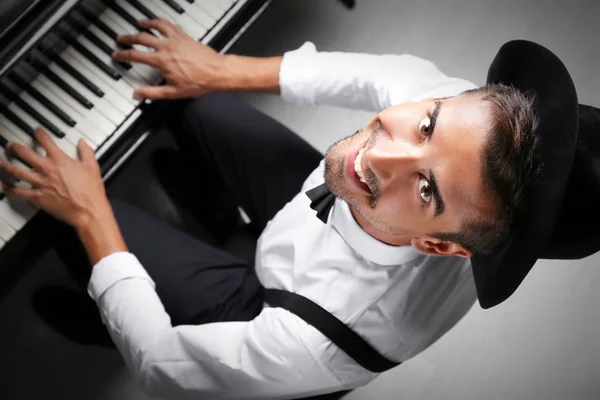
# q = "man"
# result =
<box><xmin>1</xmin><ymin>18</ymin><xmax>598</xmax><ymax>400</ymax></box>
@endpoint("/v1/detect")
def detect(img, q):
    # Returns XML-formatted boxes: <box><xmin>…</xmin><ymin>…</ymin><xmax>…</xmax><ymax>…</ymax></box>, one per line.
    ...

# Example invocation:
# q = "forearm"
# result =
<box><xmin>221</xmin><ymin>54</ymin><xmax>282</xmax><ymax>94</ymax></box>
<box><xmin>76</xmin><ymin>205</ymin><xmax>128</xmax><ymax>266</ymax></box>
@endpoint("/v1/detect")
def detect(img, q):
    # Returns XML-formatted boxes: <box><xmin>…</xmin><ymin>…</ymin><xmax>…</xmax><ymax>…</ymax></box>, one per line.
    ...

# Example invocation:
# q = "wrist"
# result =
<box><xmin>221</xmin><ymin>54</ymin><xmax>282</xmax><ymax>93</ymax></box>
<box><xmin>74</xmin><ymin>201</ymin><xmax>113</xmax><ymax>234</ymax></box>
<box><xmin>74</xmin><ymin>203</ymin><xmax>128</xmax><ymax>265</ymax></box>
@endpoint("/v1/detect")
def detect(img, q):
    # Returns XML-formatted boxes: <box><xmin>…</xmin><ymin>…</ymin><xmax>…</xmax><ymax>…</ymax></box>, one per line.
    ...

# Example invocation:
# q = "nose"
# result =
<box><xmin>365</xmin><ymin>139</ymin><xmax>421</xmax><ymax>186</ymax></box>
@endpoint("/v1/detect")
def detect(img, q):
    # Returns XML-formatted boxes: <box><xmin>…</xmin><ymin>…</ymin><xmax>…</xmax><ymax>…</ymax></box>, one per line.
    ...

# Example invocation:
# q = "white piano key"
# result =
<box><xmin>1</xmin><ymin>105</ymin><xmax>42</xmax><ymax>147</ymax></box>
<box><xmin>33</xmin><ymin>75</ymin><xmax>114</xmax><ymax>143</ymax></box>
<box><xmin>99</xmin><ymin>9</ymin><xmax>134</xmax><ymax>36</ymax></box>
<box><xmin>0</xmin><ymin>238</ymin><xmax>5</xmax><ymax>249</ymax></box>
<box><xmin>0</xmin><ymin>205</ymin><xmax>15</xmax><ymax>242</ymax></box>
<box><xmin>62</xmin><ymin>46</ymin><xmax>137</xmax><ymax>109</ymax></box>
<box><xmin>27</xmin><ymin>79</ymin><xmax>105</xmax><ymax>147</ymax></box>
<box><xmin>14</xmin><ymin>92</ymin><xmax>86</xmax><ymax>158</ymax></box>
<box><xmin>76</xmin><ymin>34</ymin><xmax>157</xmax><ymax>89</ymax></box>
<box><xmin>40</xmin><ymin>63</ymin><xmax>116</xmax><ymax>144</ymax></box>
<box><xmin>0</xmin><ymin>144</ymin><xmax>37</xmax><ymax>186</ymax></box>
<box><xmin>99</xmin><ymin>11</ymin><xmax>165</xmax><ymax>79</ymax></box>
<box><xmin>2</xmin><ymin>100</ymin><xmax>78</xmax><ymax>159</ymax></box>
<box><xmin>33</xmin><ymin>75</ymin><xmax>89</xmax><ymax>117</ymax></box>
<box><xmin>208</xmin><ymin>0</ymin><xmax>235</xmax><ymax>12</ymax></box>
<box><xmin>177</xmin><ymin>0</ymin><xmax>215</xmax><ymax>30</ymax></box>
<box><xmin>115</xmin><ymin>0</ymin><xmax>148</xmax><ymax>22</ymax></box>
<box><xmin>196</xmin><ymin>0</ymin><xmax>226</xmax><ymax>20</ymax></box>
<box><xmin>48</xmin><ymin>55</ymin><xmax>131</xmax><ymax>124</ymax></box>
<box><xmin>144</xmin><ymin>0</ymin><xmax>207</xmax><ymax>39</ymax></box>
<box><xmin>0</xmin><ymin>197</ymin><xmax>36</xmax><ymax>230</ymax></box>
<box><xmin>0</xmin><ymin>115</ymin><xmax>39</xmax><ymax>151</ymax></box>
<box><xmin>0</xmin><ymin>122</ymin><xmax>50</xmax><ymax>175</ymax></box>
<box><xmin>86</xmin><ymin>24</ymin><xmax>161</xmax><ymax>87</ymax></box>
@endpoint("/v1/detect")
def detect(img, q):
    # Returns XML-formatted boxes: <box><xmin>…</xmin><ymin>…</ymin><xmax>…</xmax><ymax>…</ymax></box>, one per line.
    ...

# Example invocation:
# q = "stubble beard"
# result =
<box><xmin>323</xmin><ymin>131</ymin><xmax>410</xmax><ymax>238</ymax></box>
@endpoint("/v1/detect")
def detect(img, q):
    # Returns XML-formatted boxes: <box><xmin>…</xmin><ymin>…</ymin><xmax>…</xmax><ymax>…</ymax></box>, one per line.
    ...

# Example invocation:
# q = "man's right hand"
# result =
<box><xmin>113</xmin><ymin>19</ymin><xmax>230</xmax><ymax>100</ymax></box>
<box><xmin>113</xmin><ymin>19</ymin><xmax>282</xmax><ymax>100</ymax></box>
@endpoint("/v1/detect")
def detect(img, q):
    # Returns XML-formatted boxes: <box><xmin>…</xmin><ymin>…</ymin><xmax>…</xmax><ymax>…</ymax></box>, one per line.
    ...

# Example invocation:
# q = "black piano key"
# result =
<box><xmin>66</xmin><ymin>19</ymin><xmax>133</xmax><ymax>70</ymax></box>
<box><xmin>54</xmin><ymin>56</ymin><xmax>108</xmax><ymax>97</ymax></box>
<box><xmin>0</xmin><ymin>193</ymin><xmax>5</xmax><ymax>201</ymax></box>
<box><xmin>0</xmin><ymin>107</ymin><xmax>36</xmax><ymax>139</ymax></box>
<box><xmin>77</xmin><ymin>8</ymin><xmax>133</xmax><ymax>50</ymax></box>
<box><xmin>42</xmin><ymin>45</ymin><xmax>107</xmax><ymax>97</ymax></box>
<box><xmin>87</xmin><ymin>36</ymin><xmax>133</xmax><ymax>71</ymax></box>
<box><xmin>126</xmin><ymin>0</ymin><xmax>160</xmax><ymax>19</ymax></box>
<box><xmin>0</xmin><ymin>134</ymin><xmax>8</xmax><ymax>148</ymax></box>
<box><xmin>105</xmin><ymin>1</ymin><xmax>155</xmax><ymax>36</ymax></box>
<box><xmin>8</xmin><ymin>72</ymin><xmax>77</xmax><ymax>128</ymax></box>
<box><xmin>185</xmin><ymin>0</ymin><xmax>194</xmax><ymax>3</ymax></box>
<box><xmin>78</xmin><ymin>9</ymin><xmax>116</xmax><ymax>40</ymax></box>
<box><xmin>160</xmin><ymin>0</ymin><xmax>185</xmax><ymax>15</ymax></box>
<box><xmin>54</xmin><ymin>25</ymin><xmax>123</xmax><ymax>80</ymax></box>
<box><xmin>68</xmin><ymin>19</ymin><xmax>113</xmax><ymax>56</ymax></box>
<box><xmin>0</xmin><ymin>85</ymin><xmax>66</xmax><ymax>139</ymax></box>
<box><xmin>27</xmin><ymin>56</ymin><xmax>94</xmax><ymax>110</ymax></box>
<box><xmin>69</xmin><ymin>40</ymin><xmax>122</xmax><ymax>81</ymax></box>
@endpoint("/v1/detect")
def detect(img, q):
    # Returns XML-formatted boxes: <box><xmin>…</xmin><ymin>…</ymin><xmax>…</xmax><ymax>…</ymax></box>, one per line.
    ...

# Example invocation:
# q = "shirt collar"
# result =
<box><xmin>329</xmin><ymin>198</ymin><xmax>423</xmax><ymax>266</ymax></box>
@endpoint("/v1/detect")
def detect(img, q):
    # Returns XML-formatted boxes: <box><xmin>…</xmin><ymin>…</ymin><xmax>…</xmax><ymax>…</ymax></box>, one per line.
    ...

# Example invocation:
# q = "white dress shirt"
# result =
<box><xmin>88</xmin><ymin>42</ymin><xmax>479</xmax><ymax>399</ymax></box>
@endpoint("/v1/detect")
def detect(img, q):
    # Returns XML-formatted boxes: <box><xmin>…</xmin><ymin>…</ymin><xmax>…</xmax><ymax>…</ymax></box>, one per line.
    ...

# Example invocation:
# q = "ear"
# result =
<box><xmin>410</xmin><ymin>236</ymin><xmax>472</xmax><ymax>258</ymax></box>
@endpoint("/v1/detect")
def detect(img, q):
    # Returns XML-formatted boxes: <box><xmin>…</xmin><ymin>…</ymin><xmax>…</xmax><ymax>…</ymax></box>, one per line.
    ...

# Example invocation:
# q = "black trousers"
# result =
<box><xmin>53</xmin><ymin>93</ymin><xmax>323</xmax><ymax>326</ymax></box>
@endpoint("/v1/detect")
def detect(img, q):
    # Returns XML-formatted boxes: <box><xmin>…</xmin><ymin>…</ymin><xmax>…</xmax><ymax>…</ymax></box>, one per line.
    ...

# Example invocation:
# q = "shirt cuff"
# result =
<box><xmin>279</xmin><ymin>41</ymin><xmax>319</xmax><ymax>106</ymax></box>
<box><xmin>87</xmin><ymin>252</ymin><xmax>155</xmax><ymax>302</ymax></box>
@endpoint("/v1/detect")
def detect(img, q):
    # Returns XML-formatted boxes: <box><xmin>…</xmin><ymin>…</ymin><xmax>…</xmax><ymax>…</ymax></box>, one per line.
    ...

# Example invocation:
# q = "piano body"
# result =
<box><xmin>0</xmin><ymin>0</ymin><xmax>272</xmax><ymax>300</ymax></box>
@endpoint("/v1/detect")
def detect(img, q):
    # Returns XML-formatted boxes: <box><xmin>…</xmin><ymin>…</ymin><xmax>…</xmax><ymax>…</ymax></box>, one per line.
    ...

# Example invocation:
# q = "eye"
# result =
<box><xmin>418</xmin><ymin>117</ymin><xmax>432</xmax><ymax>140</ymax></box>
<box><xmin>419</xmin><ymin>177</ymin><xmax>432</xmax><ymax>203</ymax></box>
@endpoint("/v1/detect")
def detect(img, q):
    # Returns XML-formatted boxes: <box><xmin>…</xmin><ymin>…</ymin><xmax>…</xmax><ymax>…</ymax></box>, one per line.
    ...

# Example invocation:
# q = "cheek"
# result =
<box><xmin>373</xmin><ymin>188</ymin><xmax>418</xmax><ymax>223</ymax></box>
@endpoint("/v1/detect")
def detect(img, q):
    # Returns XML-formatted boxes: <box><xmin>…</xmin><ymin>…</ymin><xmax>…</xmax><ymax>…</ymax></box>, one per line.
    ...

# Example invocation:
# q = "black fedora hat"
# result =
<box><xmin>470</xmin><ymin>40</ymin><xmax>600</xmax><ymax>309</ymax></box>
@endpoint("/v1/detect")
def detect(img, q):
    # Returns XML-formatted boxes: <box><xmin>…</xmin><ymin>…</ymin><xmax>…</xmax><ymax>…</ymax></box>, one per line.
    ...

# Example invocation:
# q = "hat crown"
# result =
<box><xmin>542</xmin><ymin>104</ymin><xmax>600</xmax><ymax>259</ymax></box>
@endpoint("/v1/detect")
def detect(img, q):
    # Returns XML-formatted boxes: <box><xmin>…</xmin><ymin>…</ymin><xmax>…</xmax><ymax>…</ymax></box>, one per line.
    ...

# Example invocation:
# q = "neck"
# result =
<box><xmin>348</xmin><ymin>206</ymin><xmax>413</xmax><ymax>247</ymax></box>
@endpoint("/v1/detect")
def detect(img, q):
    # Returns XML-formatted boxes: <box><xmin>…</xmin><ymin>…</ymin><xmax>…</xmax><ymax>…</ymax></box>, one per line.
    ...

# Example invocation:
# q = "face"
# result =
<box><xmin>324</xmin><ymin>94</ymin><xmax>495</xmax><ymax>256</ymax></box>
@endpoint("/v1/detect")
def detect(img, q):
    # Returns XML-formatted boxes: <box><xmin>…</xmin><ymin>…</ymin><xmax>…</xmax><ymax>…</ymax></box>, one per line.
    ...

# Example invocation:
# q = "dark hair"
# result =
<box><xmin>432</xmin><ymin>83</ymin><xmax>541</xmax><ymax>255</ymax></box>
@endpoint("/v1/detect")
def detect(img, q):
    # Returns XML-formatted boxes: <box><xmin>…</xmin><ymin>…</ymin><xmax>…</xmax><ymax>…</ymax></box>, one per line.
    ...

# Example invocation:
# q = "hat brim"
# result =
<box><xmin>470</xmin><ymin>40</ymin><xmax>579</xmax><ymax>309</ymax></box>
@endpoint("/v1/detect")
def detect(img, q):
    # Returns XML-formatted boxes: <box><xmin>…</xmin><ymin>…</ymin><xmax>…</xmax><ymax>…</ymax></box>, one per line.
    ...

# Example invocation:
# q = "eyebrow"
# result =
<box><xmin>428</xmin><ymin>101</ymin><xmax>445</xmax><ymax>217</ymax></box>
<box><xmin>428</xmin><ymin>100</ymin><xmax>442</xmax><ymax>138</ymax></box>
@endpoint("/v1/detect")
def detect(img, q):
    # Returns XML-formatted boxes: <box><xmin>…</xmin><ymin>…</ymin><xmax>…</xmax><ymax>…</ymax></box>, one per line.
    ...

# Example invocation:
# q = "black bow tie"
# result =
<box><xmin>306</xmin><ymin>183</ymin><xmax>336</xmax><ymax>223</ymax></box>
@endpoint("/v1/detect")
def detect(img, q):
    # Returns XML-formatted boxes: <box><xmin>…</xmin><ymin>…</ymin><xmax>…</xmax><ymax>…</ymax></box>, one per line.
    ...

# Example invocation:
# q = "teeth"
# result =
<box><xmin>354</xmin><ymin>147</ymin><xmax>367</xmax><ymax>183</ymax></box>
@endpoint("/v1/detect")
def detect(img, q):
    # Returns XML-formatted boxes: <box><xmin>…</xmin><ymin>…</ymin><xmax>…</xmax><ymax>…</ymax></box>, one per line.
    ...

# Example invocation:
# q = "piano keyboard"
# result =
<box><xmin>0</xmin><ymin>0</ymin><xmax>268</xmax><ymax>250</ymax></box>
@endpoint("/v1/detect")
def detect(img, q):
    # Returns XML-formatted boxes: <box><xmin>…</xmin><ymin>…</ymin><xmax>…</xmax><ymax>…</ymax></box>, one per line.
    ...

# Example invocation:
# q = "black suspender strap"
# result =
<box><xmin>263</xmin><ymin>289</ymin><xmax>401</xmax><ymax>373</ymax></box>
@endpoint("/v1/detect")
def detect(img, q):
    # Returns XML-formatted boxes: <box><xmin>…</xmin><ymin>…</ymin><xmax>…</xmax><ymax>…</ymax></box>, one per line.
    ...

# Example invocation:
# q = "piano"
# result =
<box><xmin>0</xmin><ymin>0</ymin><xmax>273</xmax><ymax>300</ymax></box>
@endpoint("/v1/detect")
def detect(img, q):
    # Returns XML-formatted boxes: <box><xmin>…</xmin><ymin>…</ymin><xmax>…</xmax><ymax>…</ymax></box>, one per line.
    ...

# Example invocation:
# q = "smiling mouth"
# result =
<box><xmin>354</xmin><ymin>147</ymin><xmax>368</xmax><ymax>184</ymax></box>
<box><xmin>350</xmin><ymin>143</ymin><xmax>372</xmax><ymax>195</ymax></box>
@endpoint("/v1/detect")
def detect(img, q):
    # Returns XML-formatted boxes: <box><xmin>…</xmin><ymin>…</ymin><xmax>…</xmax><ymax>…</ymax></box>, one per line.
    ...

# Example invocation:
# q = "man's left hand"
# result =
<box><xmin>0</xmin><ymin>128</ymin><xmax>110</xmax><ymax>229</ymax></box>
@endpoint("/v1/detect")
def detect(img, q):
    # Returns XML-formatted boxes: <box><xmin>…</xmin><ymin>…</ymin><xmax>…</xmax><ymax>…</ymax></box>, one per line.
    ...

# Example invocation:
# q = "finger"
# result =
<box><xmin>3</xmin><ymin>184</ymin><xmax>39</xmax><ymax>203</ymax></box>
<box><xmin>1</xmin><ymin>178</ymin><xmax>15</xmax><ymax>190</ymax></box>
<box><xmin>117</xmin><ymin>32</ymin><xmax>162</xmax><ymax>49</ymax></box>
<box><xmin>171</xmin><ymin>23</ymin><xmax>187</xmax><ymax>36</ymax></box>
<box><xmin>139</xmin><ymin>18</ymin><xmax>176</xmax><ymax>37</ymax></box>
<box><xmin>0</xmin><ymin>158</ymin><xmax>44</xmax><ymax>187</ymax></box>
<box><xmin>35</xmin><ymin>128</ymin><xmax>64</xmax><ymax>160</ymax></box>
<box><xmin>133</xmin><ymin>85</ymin><xmax>181</xmax><ymax>100</ymax></box>
<box><xmin>6</xmin><ymin>141</ymin><xmax>52</xmax><ymax>173</ymax></box>
<box><xmin>77</xmin><ymin>139</ymin><xmax>97</xmax><ymax>166</ymax></box>
<box><xmin>112</xmin><ymin>49</ymin><xmax>160</xmax><ymax>68</ymax></box>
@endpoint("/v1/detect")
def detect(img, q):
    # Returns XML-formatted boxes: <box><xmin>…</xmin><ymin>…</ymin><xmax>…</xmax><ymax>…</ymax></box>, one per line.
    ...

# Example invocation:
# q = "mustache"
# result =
<box><xmin>364</xmin><ymin>123</ymin><xmax>385</xmax><ymax>207</ymax></box>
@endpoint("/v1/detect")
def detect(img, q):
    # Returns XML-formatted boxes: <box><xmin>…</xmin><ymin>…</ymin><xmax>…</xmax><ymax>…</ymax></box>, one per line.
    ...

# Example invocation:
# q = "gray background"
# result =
<box><xmin>1</xmin><ymin>0</ymin><xmax>599</xmax><ymax>399</ymax></box>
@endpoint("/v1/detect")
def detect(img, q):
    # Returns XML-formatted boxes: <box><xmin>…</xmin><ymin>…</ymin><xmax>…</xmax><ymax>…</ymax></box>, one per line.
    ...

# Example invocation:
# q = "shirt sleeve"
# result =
<box><xmin>279</xmin><ymin>42</ymin><xmax>477</xmax><ymax>111</ymax></box>
<box><xmin>87</xmin><ymin>253</ymin><xmax>346</xmax><ymax>400</ymax></box>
